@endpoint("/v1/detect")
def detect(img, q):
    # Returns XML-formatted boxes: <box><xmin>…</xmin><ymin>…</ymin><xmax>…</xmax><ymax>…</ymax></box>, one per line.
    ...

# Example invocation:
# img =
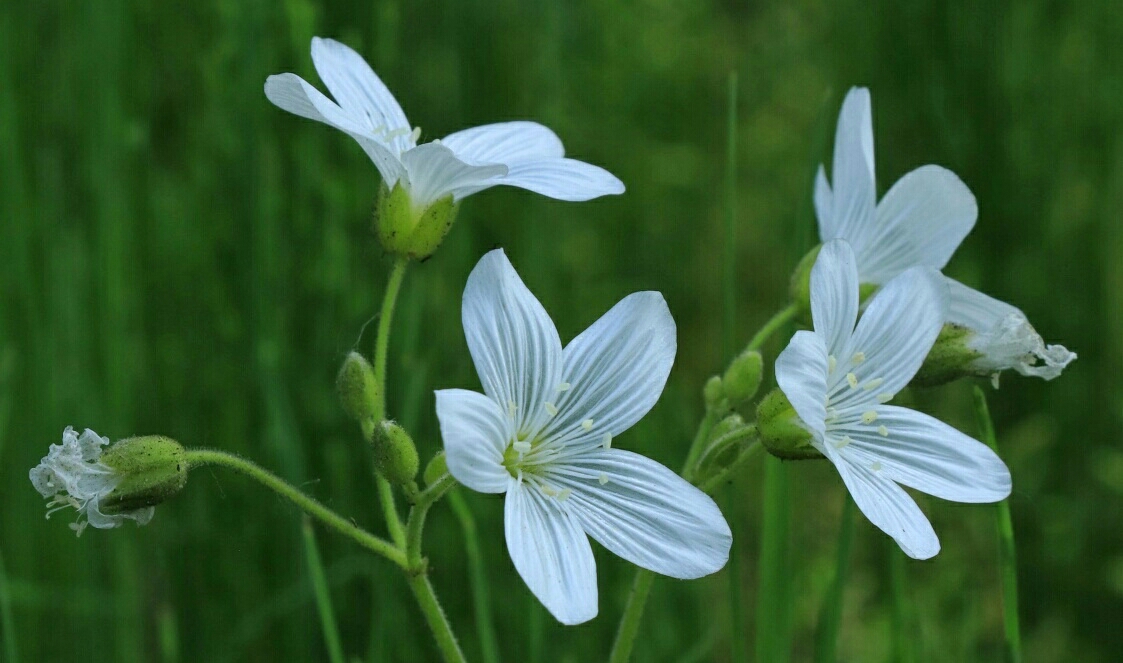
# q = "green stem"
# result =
<box><xmin>301</xmin><ymin>517</ymin><xmax>346</xmax><ymax>663</ymax></box>
<box><xmin>690</xmin><ymin>426</ymin><xmax>758</xmax><ymax>484</ymax></box>
<box><xmin>372</xmin><ymin>257</ymin><xmax>410</xmax><ymax>549</ymax></box>
<box><xmin>756</xmin><ymin>456</ymin><xmax>792</xmax><ymax>663</ymax></box>
<box><xmin>608</xmin><ymin>568</ymin><xmax>656</xmax><ymax>663</ymax></box>
<box><xmin>814</xmin><ymin>495</ymin><xmax>855</xmax><ymax>663</ymax></box>
<box><xmin>973</xmin><ymin>387</ymin><xmax>1022</xmax><ymax>663</ymax></box>
<box><xmin>404</xmin><ymin>473</ymin><xmax>458</xmax><ymax>568</ymax></box>
<box><xmin>448</xmin><ymin>490</ymin><xmax>500</xmax><ymax>663</ymax></box>
<box><xmin>185</xmin><ymin>449</ymin><xmax>406</xmax><ymax>569</ymax></box>
<box><xmin>0</xmin><ymin>544</ymin><xmax>18</xmax><ymax>663</ymax></box>
<box><xmin>682</xmin><ymin>410</ymin><xmax>720</xmax><ymax>479</ymax></box>
<box><xmin>745</xmin><ymin>303</ymin><xmax>799</xmax><ymax>353</ymax></box>
<box><xmin>699</xmin><ymin>442</ymin><xmax>762</xmax><ymax>494</ymax></box>
<box><xmin>405</xmin><ymin>573</ymin><xmax>467</xmax><ymax>663</ymax></box>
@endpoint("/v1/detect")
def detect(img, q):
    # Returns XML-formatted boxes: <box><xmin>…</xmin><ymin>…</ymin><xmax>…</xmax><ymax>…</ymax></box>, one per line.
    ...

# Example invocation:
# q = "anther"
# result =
<box><xmin>833</xmin><ymin>435</ymin><xmax>852</xmax><ymax>449</ymax></box>
<box><xmin>507</xmin><ymin>400</ymin><xmax>518</xmax><ymax>418</ymax></box>
<box><xmin>861</xmin><ymin>410</ymin><xmax>879</xmax><ymax>424</ymax></box>
<box><xmin>544</xmin><ymin>402</ymin><xmax>558</xmax><ymax>417</ymax></box>
<box><xmin>601</xmin><ymin>433</ymin><xmax>612</xmax><ymax>449</ymax></box>
<box><xmin>581</xmin><ymin>419</ymin><xmax>594</xmax><ymax>431</ymax></box>
<box><xmin>852</xmin><ymin>352</ymin><xmax>866</xmax><ymax>364</ymax></box>
<box><xmin>846</xmin><ymin>373</ymin><xmax>859</xmax><ymax>389</ymax></box>
<box><xmin>409</xmin><ymin>126</ymin><xmax>422</xmax><ymax>143</ymax></box>
<box><xmin>877</xmin><ymin>425</ymin><xmax>889</xmax><ymax>437</ymax></box>
<box><xmin>863</xmin><ymin>377</ymin><xmax>884</xmax><ymax>391</ymax></box>
<box><xmin>876</xmin><ymin>393</ymin><xmax>894</xmax><ymax>404</ymax></box>
<box><xmin>556</xmin><ymin>382</ymin><xmax>571</xmax><ymax>392</ymax></box>
<box><xmin>870</xmin><ymin>461</ymin><xmax>882</xmax><ymax>472</ymax></box>
<box><xmin>513</xmin><ymin>440</ymin><xmax>531</xmax><ymax>454</ymax></box>
<box><xmin>557</xmin><ymin>488</ymin><xmax>572</xmax><ymax>501</ymax></box>
<box><xmin>828</xmin><ymin>355</ymin><xmax>837</xmax><ymax>373</ymax></box>
<box><xmin>598</xmin><ymin>473</ymin><xmax>609</xmax><ymax>486</ymax></box>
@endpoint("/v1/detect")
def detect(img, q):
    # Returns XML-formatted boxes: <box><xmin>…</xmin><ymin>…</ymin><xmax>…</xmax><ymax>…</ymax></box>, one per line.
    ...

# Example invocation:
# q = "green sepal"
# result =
<box><xmin>100</xmin><ymin>436</ymin><xmax>188</xmax><ymax>513</ymax></box>
<box><xmin>336</xmin><ymin>351</ymin><xmax>381</xmax><ymax>424</ymax></box>
<box><xmin>756</xmin><ymin>388</ymin><xmax>822</xmax><ymax>460</ymax></box>
<box><xmin>722</xmin><ymin>350</ymin><xmax>763</xmax><ymax>405</ymax></box>
<box><xmin>373</xmin><ymin>421</ymin><xmax>420</xmax><ymax>485</ymax></box>
<box><xmin>912</xmin><ymin>323</ymin><xmax>986</xmax><ymax>387</ymax></box>
<box><xmin>374</xmin><ymin>182</ymin><xmax>461</xmax><ymax>260</ymax></box>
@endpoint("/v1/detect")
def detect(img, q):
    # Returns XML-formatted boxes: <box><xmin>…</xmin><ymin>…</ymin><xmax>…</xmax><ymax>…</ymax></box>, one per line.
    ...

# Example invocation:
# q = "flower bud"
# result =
<box><xmin>423</xmin><ymin>450</ymin><xmax>448</xmax><ymax>487</ymax></box>
<box><xmin>99</xmin><ymin>435</ymin><xmax>189</xmax><ymax>514</ymax></box>
<box><xmin>702</xmin><ymin>375</ymin><xmax>725</xmax><ymax>411</ymax></box>
<box><xmin>336</xmin><ymin>351</ymin><xmax>381</xmax><ymax>424</ymax></box>
<box><xmin>373</xmin><ymin>421</ymin><xmax>420</xmax><ymax>485</ymax></box>
<box><xmin>692</xmin><ymin>414</ymin><xmax>749</xmax><ymax>482</ymax></box>
<box><xmin>375</xmin><ymin>182</ymin><xmax>460</xmax><ymax>260</ymax></box>
<box><xmin>756</xmin><ymin>389</ymin><xmax>821</xmax><ymax>460</ymax></box>
<box><xmin>721</xmin><ymin>350</ymin><xmax>763</xmax><ymax>405</ymax></box>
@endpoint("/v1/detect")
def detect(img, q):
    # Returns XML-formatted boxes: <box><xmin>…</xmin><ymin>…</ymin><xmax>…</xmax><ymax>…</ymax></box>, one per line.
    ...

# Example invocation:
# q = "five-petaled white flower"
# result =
<box><xmin>265</xmin><ymin>37</ymin><xmax>625</xmax><ymax>208</ymax></box>
<box><xmin>814</xmin><ymin>87</ymin><xmax>1075</xmax><ymax>382</ymax></box>
<box><xmin>29</xmin><ymin>427</ymin><xmax>154</xmax><ymax>536</ymax></box>
<box><xmin>776</xmin><ymin>239</ymin><xmax>1012</xmax><ymax>559</ymax></box>
<box><xmin>435</xmin><ymin>249</ymin><xmax>731</xmax><ymax>624</ymax></box>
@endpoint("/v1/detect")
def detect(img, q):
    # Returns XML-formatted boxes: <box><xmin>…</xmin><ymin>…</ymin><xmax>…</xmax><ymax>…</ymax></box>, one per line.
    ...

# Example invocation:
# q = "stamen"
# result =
<box><xmin>852</xmin><ymin>351</ymin><xmax>866</xmax><ymax>364</ymax></box>
<box><xmin>544</xmin><ymin>402</ymin><xmax>559</xmax><ymax>417</ymax></box>
<box><xmin>601</xmin><ymin>433</ymin><xmax>612</xmax><ymax>449</ymax></box>
<box><xmin>846</xmin><ymin>373</ymin><xmax>859</xmax><ymax>389</ymax></box>
<box><xmin>507</xmin><ymin>400</ymin><xmax>518</xmax><ymax>418</ymax></box>
<box><xmin>581</xmin><ymin>419</ymin><xmax>594</xmax><ymax>431</ymax></box>
<box><xmin>513</xmin><ymin>440</ymin><xmax>531</xmax><ymax>454</ymax></box>
<box><xmin>876</xmin><ymin>393</ymin><xmax>894</xmax><ymax>404</ymax></box>
<box><xmin>828</xmin><ymin>355</ymin><xmax>837</xmax><ymax>373</ymax></box>
<box><xmin>598</xmin><ymin>473</ymin><xmax>609</xmax><ymax>486</ymax></box>
<box><xmin>825</xmin><ymin>407</ymin><xmax>839</xmax><ymax>422</ymax></box>
<box><xmin>833</xmin><ymin>435</ymin><xmax>852</xmax><ymax>449</ymax></box>
<box><xmin>69</xmin><ymin>521</ymin><xmax>88</xmax><ymax>537</ymax></box>
<box><xmin>870</xmin><ymin>461</ymin><xmax>882</xmax><ymax>472</ymax></box>
<box><xmin>541</xmin><ymin>484</ymin><xmax>558</xmax><ymax>497</ymax></box>
<box><xmin>877</xmin><ymin>425</ymin><xmax>889</xmax><ymax>437</ymax></box>
<box><xmin>556</xmin><ymin>382</ymin><xmax>571</xmax><ymax>392</ymax></box>
<box><xmin>409</xmin><ymin>126</ymin><xmax>422</xmax><ymax>143</ymax></box>
<box><xmin>861</xmin><ymin>410</ymin><xmax>879</xmax><ymax>424</ymax></box>
<box><xmin>557</xmin><ymin>488</ymin><xmax>572</xmax><ymax>501</ymax></box>
<box><xmin>862</xmin><ymin>377</ymin><xmax>884</xmax><ymax>391</ymax></box>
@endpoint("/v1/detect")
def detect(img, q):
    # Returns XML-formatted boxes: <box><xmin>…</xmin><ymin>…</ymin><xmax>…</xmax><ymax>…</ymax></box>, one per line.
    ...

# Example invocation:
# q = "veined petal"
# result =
<box><xmin>822</xmin><ymin>88</ymin><xmax>876</xmax><ymax>246</ymax></box>
<box><xmin>462</xmin><ymin>250</ymin><xmax>563</xmax><ymax>435</ymax></box>
<box><xmin>536</xmin><ymin>292</ymin><xmax>675</xmax><ymax>447</ymax></box>
<box><xmin>400</xmin><ymin>142</ymin><xmax>508</xmax><ymax>206</ymax></box>
<box><xmin>811</xmin><ymin>239</ymin><xmax>860</xmax><ymax>353</ymax></box>
<box><xmin>505</xmin><ymin>480</ymin><xmax>597</xmax><ymax>625</ymax></box>
<box><xmin>450</xmin><ymin>159</ymin><xmax>625</xmax><ymax>202</ymax></box>
<box><xmin>844</xmin><ymin>266</ymin><xmax>946</xmax><ymax>398</ymax></box>
<box><xmin>264</xmin><ymin>73</ymin><xmax>405</xmax><ymax>185</ymax></box>
<box><xmin>843</xmin><ymin>405</ymin><xmax>1011</xmax><ymax>502</ymax></box>
<box><xmin>441</xmin><ymin>121</ymin><xmax>565</xmax><ymax>165</ymax></box>
<box><xmin>435</xmin><ymin>389</ymin><xmax>512</xmax><ymax>493</ymax></box>
<box><xmin>775</xmin><ymin>330</ymin><xmax>829</xmax><ymax>439</ymax></box>
<box><xmin>547</xmin><ymin>449</ymin><xmax>731</xmax><ymax>579</ymax></box>
<box><xmin>310</xmin><ymin>37</ymin><xmax>412</xmax><ymax>154</ymax></box>
<box><xmin>858</xmin><ymin>166</ymin><xmax>977</xmax><ymax>284</ymax></box>
<box><xmin>834</xmin><ymin>458</ymin><xmax>940</xmax><ymax>559</ymax></box>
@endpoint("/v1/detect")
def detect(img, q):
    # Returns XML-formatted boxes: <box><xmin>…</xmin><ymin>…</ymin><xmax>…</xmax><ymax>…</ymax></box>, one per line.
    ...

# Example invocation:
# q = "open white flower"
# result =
<box><xmin>435</xmin><ymin>249</ymin><xmax>731</xmax><ymax>624</ymax></box>
<box><xmin>776</xmin><ymin>240</ymin><xmax>1011</xmax><ymax>559</ymax></box>
<box><xmin>814</xmin><ymin>87</ymin><xmax>1074</xmax><ymax>381</ymax></box>
<box><xmin>29</xmin><ymin>427</ymin><xmax>154</xmax><ymax>536</ymax></box>
<box><xmin>265</xmin><ymin>37</ymin><xmax>624</xmax><ymax>208</ymax></box>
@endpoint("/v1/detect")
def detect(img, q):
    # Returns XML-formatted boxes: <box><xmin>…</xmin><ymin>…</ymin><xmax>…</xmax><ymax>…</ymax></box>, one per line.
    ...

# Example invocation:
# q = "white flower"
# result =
<box><xmin>29</xmin><ymin>427</ymin><xmax>154</xmax><ymax>536</ymax></box>
<box><xmin>776</xmin><ymin>240</ymin><xmax>1011</xmax><ymax>559</ymax></box>
<box><xmin>814</xmin><ymin>87</ymin><xmax>1074</xmax><ymax>381</ymax></box>
<box><xmin>435</xmin><ymin>249</ymin><xmax>731</xmax><ymax>624</ymax></box>
<box><xmin>265</xmin><ymin>37</ymin><xmax>625</xmax><ymax>208</ymax></box>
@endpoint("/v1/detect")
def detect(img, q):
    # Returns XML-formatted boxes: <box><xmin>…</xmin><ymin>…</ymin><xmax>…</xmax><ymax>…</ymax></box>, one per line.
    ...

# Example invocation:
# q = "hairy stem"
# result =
<box><xmin>372</xmin><ymin>257</ymin><xmax>410</xmax><ymax>548</ymax></box>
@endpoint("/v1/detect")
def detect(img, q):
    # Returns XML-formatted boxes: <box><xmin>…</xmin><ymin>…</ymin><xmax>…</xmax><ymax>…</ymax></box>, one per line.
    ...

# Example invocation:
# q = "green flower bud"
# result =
<box><xmin>756</xmin><ymin>389</ymin><xmax>821</xmax><ymax>460</ymax></box>
<box><xmin>423</xmin><ymin>450</ymin><xmax>449</xmax><ymax>487</ymax></box>
<box><xmin>336</xmin><ymin>352</ymin><xmax>381</xmax><ymax>423</ymax></box>
<box><xmin>693</xmin><ymin>414</ymin><xmax>748</xmax><ymax>479</ymax></box>
<box><xmin>702</xmin><ymin>375</ymin><xmax>725</xmax><ymax>411</ymax></box>
<box><xmin>911</xmin><ymin>323</ymin><xmax>983</xmax><ymax>387</ymax></box>
<box><xmin>708</xmin><ymin>413</ymin><xmax>747</xmax><ymax>444</ymax></box>
<box><xmin>373</xmin><ymin>421</ymin><xmax>420</xmax><ymax>485</ymax></box>
<box><xmin>374</xmin><ymin>182</ymin><xmax>461</xmax><ymax>260</ymax></box>
<box><xmin>721</xmin><ymin>350</ymin><xmax>763</xmax><ymax>405</ymax></box>
<box><xmin>99</xmin><ymin>435</ymin><xmax>188</xmax><ymax>514</ymax></box>
<box><xmin>788</xmin><ymin>244</ymin><xmax>821</xmax><ymax>314</ymax></box>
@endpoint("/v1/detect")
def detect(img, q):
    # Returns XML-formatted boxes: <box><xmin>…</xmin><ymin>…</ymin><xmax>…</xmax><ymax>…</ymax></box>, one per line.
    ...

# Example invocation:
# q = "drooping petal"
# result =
<box><xmin>842</xmin><ymin>405</ymin><xmax>1011</xmax><ymax>502</ymax></box>
<box><xmin>505</xmin><ymin>480</ymin><xmax>598</xmax><ymax>625</ymax></box>
<box><xmin>310</xmin><ymin>37</ymin><xmax>412</xmax><ymax>154</ymax></box>
<box><xmin>810</xmin><ymin>239</ymin><xmax>860</xmax><ymax>353</ymax></box>
<box><xmin>945</xmin><ymin>278</ymin><xmax>1075</xmax><ymax>380</ymax></box>
<box><xmin>832</xmin><ymin>456</ymin><xmax>940</xmax><ymax>559</ymax></box>
<box><xmin>435</xmin><ymin>389</ymin><xmax>513</xmax><ymax>494</ymax></box>
<box><xmin>440</xmin><ymin>121</ymin><xmax>565</xmax><ymax>165</ymax></box>
<box><xmin>775</xmin><ymin>330</ymin><xmax>830</xmax><ymax>439</ymax></box>
<box><xmin>821</xmin><ymin>88</ymin><xmax>876</xmax><ymax>246</ymax></box>
<box><xmin>843</xmin><ymin>266</ymin><xmax>946</xmax><ymax>398</ymax></box>
<box><xmin>547</xmin><ymin>449</ymin><xmax>731</xmax><ymax>579</ymax></box>
<box><xmin>450</xmin><ymin>159</ymin><xmax>625</xmax><ymax>202</ymax></box>
<box><xmin>264</xmin><ymin>73</ymin><xmax>406</xmax><ymax>185</ymax></box>
<box><xmin>400</xmin><ymin>142</ymin><xmax>508</xmax><ymax>206</ymax></box>
<box><xmin>537</xmin><ymin>292</ymin><xmax>675</xmax><ymax>448</ymax></box>
<box><xmin>857</xmin><ymin>166</ymin><xmax>977</xmax><ymax>284</ymax></box>
<box><xmin>462</xmin><ymin>250</ymin><xmax>563</xmax><ymax>435</ymax></box>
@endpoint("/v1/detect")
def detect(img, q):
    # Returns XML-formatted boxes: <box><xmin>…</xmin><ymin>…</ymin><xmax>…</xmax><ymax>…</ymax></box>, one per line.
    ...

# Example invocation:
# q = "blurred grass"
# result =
<box><xmin>0</xmin><ymin>0</ymin><xmax>1120</xmax><ymax>661</ymax></box>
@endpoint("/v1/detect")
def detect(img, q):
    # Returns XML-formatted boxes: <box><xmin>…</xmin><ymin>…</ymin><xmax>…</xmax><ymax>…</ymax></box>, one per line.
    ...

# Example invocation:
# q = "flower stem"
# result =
<box><xmin>608</xmin><ymin>568</ymin><xmax>656</xmax><ymax>663</ymax></box>
<box><xmin>699</xmin><ymin>441</ymin><xmax>762</xmax><ymax>494</ymax></box>
<box><xmin>372</xmin><ymin>257</ymin><xmax>410</xmax><ymax>548</ymax></box>
<box><xmin>405</xmin><ymin>573</ymin><xmax>467</xmax><ymax>663</ymax></box>
<box><xmin>301</xmin><ymin>516</ymin><xmax>346</xmax><ymax>663</ymax></box>
<box><xmin>973</xmin><ymin>386</ymin><xmax>1022</xmax><ymax>663</ymax></box>
<box><xmin>745</xmin><ymin>302</ymin><xmax>799</xmax><ymax>353</ymax></box>
<box><xmin>184</xmin><ymin>448</ymin><xmax>407</xmax><ymax>569</ymax></box>
<box><xmin>448</xmin><ymin>490</ymin><xmax>501</xmax><ymax>663</ymax></box>
<box><xmin>756</xmin><ymin>456</ymin><xmax>792</xmax><ymax>663</ymax></box>
<box><xmin>814</xmin><ymin>495</ymin><xmax>855</xmax><ymax>663</ymax></box>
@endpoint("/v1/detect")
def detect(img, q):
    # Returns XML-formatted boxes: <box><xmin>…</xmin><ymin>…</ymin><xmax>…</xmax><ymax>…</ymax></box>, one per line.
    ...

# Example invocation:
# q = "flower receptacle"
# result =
<box><xmin>757</xmin><ymin>389</ymin><xmax>821</xmax><ymax>460</ymax></box>
<box><xmin>375</xmin><ymin>182</ymin><xmax>461</xmax><ymax>260</ymax></box>
<box><xmin>99</xmin><ymin>435</ymin><xmax>188</xmax><ymax>514</ymax></box>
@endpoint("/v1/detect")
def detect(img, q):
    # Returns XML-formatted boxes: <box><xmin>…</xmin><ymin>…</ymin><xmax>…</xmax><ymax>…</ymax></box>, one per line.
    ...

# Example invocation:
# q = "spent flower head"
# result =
<box><xmin>813</xmin><ymin>87</ymin><xmax>1074</xmax><ymax>383</ymax></box>
<box><xmin>775</xmin><ymin>240</ymin><xmax>1011</xmax><ymax>559</ymax></box>
<box><xmin>435</xmin><ymin>249</ymin><xmax>731</xmax><ymax>624</ymax></box>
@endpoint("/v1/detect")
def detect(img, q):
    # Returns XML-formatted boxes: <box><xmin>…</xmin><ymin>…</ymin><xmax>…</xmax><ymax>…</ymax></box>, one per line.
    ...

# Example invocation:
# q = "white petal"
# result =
<box><xmin>535</xmin><ymin>292</ymin><xmax>675</xmax><ymax>448</ymax></box>
<box><xmin>810</xmin><ymin>239</ymin><xmax>860</xmax><ymax>353</ymax></box>
<box><xmin>450</xmin><ymin>159</ymin><xmax>625</xmax><ymax>202</ymax></box>
<box><xmin>946</xmin><ymin>279</ymin><xmax>1076</xmax><ymax>380</ymax></box>
<box><xmin>440</xmin><ymin>121</ymin><xmax>565</xmax><ymax>165</ymax></box>
<box><xmin>547</xmin><ymin>449</ymin><xmax>731</xmax><ymax>578</ymax></box>
<box><xmin>462</xmin><ymin>250</ymin><xmax>563</xmax><ymax>435</ymax></box>
<box><xmin>775</xmin><ymin>330</ymin><xmax>829</xmax><ymax>439</ymax></box>
<box><xmin>821</xmin><ymin>88</ymin><xmax>876</xmax><ymax>247</ymax></box>
<box><xmin>858</xmin><ymin>166</ymin><xmax>977</xmax><ymax>284</ymax></box>
<box><xmin>813</xmin><ymin>165</ymin><xmax>832</xmax><ymax>236</ymax></box>
<box><xmin>400</xmin><ymin>143</ymin><xmax>508</xmax><ymax>206</ymax></box>
<box><xmin>833</xmin><ymin>457</ymin><xmax>940</xmax><ymax>559</ymax></box>
<box><xmin>310</xmin><ymin>37</ymin><xmax>412</xmax><ymax>153</ymax></box>
<box><xmin>843</xmin><ymin>405</ymin><xmax>1011</xmax><ymax>502</ymax></box>
<box><xmin>264</xmin><ymin>73</ymin><xmax>405</xmax><ymax>185</ymax></box>
<box><xmin>435</xmin><ymin>389</ymin><xmax>512</xmax><ymax>494</ymax></box>
<box><xmin>844</xmin><ymin>267</ymin><xmax>946</xmax><ymax>398</ymax></box>
<box><xmin>505</xmin><ymin>480</ymin><xmax>597</xmax><ymax>625</ymax></box>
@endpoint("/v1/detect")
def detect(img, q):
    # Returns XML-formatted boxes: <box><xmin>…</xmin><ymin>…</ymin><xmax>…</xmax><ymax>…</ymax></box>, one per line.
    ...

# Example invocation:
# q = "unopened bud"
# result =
<box><xmin>756</xmin><ymin>389</ymin><xmax>821</xmax><ymax>460</ymax></box>
<box><xmin>373</xmin><ymin>421</ymin><xmax>419</xmax><ymax>485</ymax></box>
<box><xmin>99</xmin><ymin>435</ymin><xmax>188</xmax><ymax>514</ymax></box>
<box><xmin>703</xmin><ymin>376</ymin><xmax>725</xmax><ymax>410</ymax></box>
<box><xmin>423</xmin><ymin>450</ymin><xmax>448</xmax><ymax>487</ymax></box>
<box><xmin>721</xmin><ymin>350</ymin><xmax>763</xmax><ymax>405</ymax></box>
<box><xmin>375</xmin><ymin>182</ymin><xmax>461</xmax><ymax>260</ymax></box>
<box><xmin>337</xmin><ymin>352</ymin><xmax>380</xmax><ymax>423</ymax></box>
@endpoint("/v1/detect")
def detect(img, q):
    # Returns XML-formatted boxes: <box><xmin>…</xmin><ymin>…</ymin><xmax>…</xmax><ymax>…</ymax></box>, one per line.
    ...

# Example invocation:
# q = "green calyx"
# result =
<box><xmin>337</xmin><ymin>351</ymin><xmax>381</xmax><ymax>424</ymax></box>
<box><xmin>423</xmin><ymin>450</ymin><xmax>448</xmax><ymax>487</ymax></box>
<box><xmin>722</xmin><ymin>350</ymin><xmax>763</xmax><ymax>406</ymax></box>
<box><xmin>373</xmin><ymin>421</ymin><xmax>420</xmax><ymax>485</ymax></box>
<box><xmin>756</xmin><ymin>388</ymin><xmax>822</xmax><ymax>460</ymax></box>
<box><xmin>912</xmin><ymin>323</ymin><xmax>986</xmax><ymax>387</ymax></box>
<box><xmin>99</xmin><ymin>435</ymin><xmax>188</xmax><ymax>514</ymax></box>
<box><xmin>375</xmin><ymin>182</ymin><xmax>461</xmax><ymax>260</ymax></box>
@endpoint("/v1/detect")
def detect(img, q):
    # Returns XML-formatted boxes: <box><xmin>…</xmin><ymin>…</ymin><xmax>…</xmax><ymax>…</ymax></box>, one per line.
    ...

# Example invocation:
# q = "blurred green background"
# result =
<box><xmin>1</xmin><ymin>0</ymin><xmax>1118</xmax><ymax>661</ymax></box>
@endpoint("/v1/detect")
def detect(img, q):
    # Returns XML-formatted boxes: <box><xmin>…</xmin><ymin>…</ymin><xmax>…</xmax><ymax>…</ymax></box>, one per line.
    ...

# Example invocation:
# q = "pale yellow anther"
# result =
<box><xmin>601</xmin><ymin>433</ymin><xmax>612</xmax><ymax>449</ymax></box>
<box><xmin>863</xmin><ymin>377</ymin><xmax>884</xmax><ymax>391</ymax></box>
<box><xmin>556</xmin><ymin>382</ymin><xmax>572</xmax><ymax>392</ymax></box>
<box><xmin>409</xmin><ymin>126</ymin><xmax>422</xmax><ymax>143</ymax></box>
<box><xmin>861</xmin><ymin>410</ymin><xmax>879</xmax><ymax>424</ymax></box>
<box><xmin>581</xmin><ymin>419</ymin><xmax>594</xmax><ymax>431</ymax></box>
<box><xmin>833</xmin><ymin>435</ymin><xmax>852</xmax><ymax>449</ymax></box>
<box><xmin>877</xmin><ymin>425</ymin><xmax>889</xmax><ymax>437</ymax></box>
<box><xmin>513</xmin><ymin>440</ymin><xmax>531</xmax><ymax>454</ymax></box>
<box><xmin>852</xmin><ymin>351</ymin><xmax>866</xmax><ymax>364</ymax></box>
<box><xmin>846</xmin><ymin>373</ymin><xmax>859</xmax><ymax>389</ymax></box>
<box><xmin>557</xmin><ymin>488</ymin><xmax>572</xmax><ymax>501</ymax></box>
<box><xmin>545</xmin><ymin>402</ymin><xmax>559</xmax><ymax>417</ymax></box>
<box><xmin>541</xmin><ymin>484</ymin><xmax>558</xmax><ymax>497</ymax></box>
<box><xmin>828</xmin><ymin>355</ymin><xmax>837</xmax><ymax>373</ymax></box>
<box><xmin>871</xmin><ymin>461</ymin><xmax>882</xmax><ymax>472</ymax></box>
<box><xmin>598</xmin><ymin>473</ymin><xmax>609</xmax><ymax>486</ymax></box>
<box><xmin>876</xmin><ymin>392</ymin><xmax>894</xmax><ymax>404</ymax></box>
<box><xmin>826</xmin><ymin>407</ymin><xmax>839</xmax><ymax>421</ymax></box>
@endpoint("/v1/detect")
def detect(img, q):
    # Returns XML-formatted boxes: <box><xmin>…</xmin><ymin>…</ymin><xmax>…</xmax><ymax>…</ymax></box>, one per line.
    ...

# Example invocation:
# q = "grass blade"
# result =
<box><xmin>814</xmin><ymin>495</ymin><xmax>855</xmax><ymax>663</ymax></box>
<box><xmin>302</xmin><ymin>517</ymin><xmax>346</xmax><ymax>663</ymax></box>
<box><xmin>448</xmin><ymin>491</ymin><xmax>500</xmax><ymax>663</ymax></box>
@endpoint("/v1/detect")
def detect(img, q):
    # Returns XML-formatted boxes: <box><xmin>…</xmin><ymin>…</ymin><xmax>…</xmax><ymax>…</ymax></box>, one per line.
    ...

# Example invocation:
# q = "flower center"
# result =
<box><xmin>823</xmin><ymin>351</ymin><xmax>895</xmax><ymax>444</ymax></box>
